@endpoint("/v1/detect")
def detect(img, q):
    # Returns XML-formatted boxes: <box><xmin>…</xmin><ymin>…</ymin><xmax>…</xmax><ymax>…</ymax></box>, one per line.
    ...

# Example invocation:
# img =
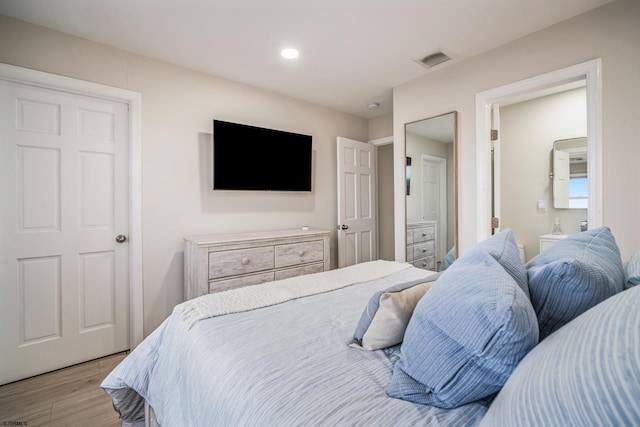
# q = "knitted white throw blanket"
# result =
<box><xmin>174</xmin><ymin>260</ymin><xmax>411</xmax><ymax>329</ymax></box>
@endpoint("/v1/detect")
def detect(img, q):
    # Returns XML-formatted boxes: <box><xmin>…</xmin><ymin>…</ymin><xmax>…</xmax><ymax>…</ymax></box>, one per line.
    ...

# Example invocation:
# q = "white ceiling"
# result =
<box><xmin>0</xmin><ymin>0</ymin><xmax>613</xmax><ymax>119</ymax></box>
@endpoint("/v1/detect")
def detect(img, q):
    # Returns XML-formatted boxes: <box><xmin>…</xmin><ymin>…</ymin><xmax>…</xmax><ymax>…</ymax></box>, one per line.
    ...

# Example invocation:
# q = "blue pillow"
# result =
<box><xmin>350</xmin><ymin>272</ymin><xmax>440</xmax><ymax>350</ymax></box>
<box><xmin>439</xmin><ymin>247</ymin><xmax>456</xmax><ymax>272</ymax></box>
<box><xmin>470</xmin><ymin>229</ymin><xmax>529</xmax><ymax>298</ymax></box>
<box><xmin>480</xmin><ymin>285</ymin><xmax>640</xmax><ymax>427</ymax></box>
<box><xmin>525</xmin><ymin>226</ymin><xmax>625</xmax><ymax>340</ymax></box>
<box><xmin>387</xmin><ymin>235</ymin><xmax>538</xmax><ymax>409</ymax></box>
<box><xmin>625</xmin><ymin>249</ymin><xmax>640</xmax><ymax>289</ymax></box>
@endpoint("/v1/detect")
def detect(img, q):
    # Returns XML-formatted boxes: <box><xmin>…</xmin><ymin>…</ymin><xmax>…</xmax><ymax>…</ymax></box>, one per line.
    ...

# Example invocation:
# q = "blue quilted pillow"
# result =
<box><xmin>525</xmin><ymin>226</ymin><xmax>625</xmax><ymax>340</ymax></box>
<box><xmin>387</xmin><ymin>235</ymin><xmax>538</xmax><ymax>409</ymax></box>
<box><xmin>439</xmin><ymin>247</ymin><xmax>456</xmax><ymax>272</ymax></box>
<box><xmin>471</xmin><ymin>229</ymin><xmax>529</xmax><ymax>298</ymax></box>
<box><xmin>625</xmin><ymin>249</ymin><xmax>640</xmax><ymax>289</ymax></box>
<box><xmin>480</xmin><ymin>285</ymin><xmax>640</xmax><ymax>427</ymax></box>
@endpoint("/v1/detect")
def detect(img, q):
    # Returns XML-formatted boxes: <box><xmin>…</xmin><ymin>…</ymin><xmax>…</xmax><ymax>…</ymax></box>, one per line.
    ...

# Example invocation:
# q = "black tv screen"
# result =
<box><xmin>213</xmin><ymin>120</ymin><xmax>312</xmax><ymax>191</ymax></box>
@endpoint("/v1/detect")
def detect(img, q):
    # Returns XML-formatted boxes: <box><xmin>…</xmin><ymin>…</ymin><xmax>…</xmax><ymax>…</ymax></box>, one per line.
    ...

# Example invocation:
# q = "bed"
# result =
<box><xmin>102</xmin><ymin>227</ymin><xmax>640</xmax><ymax>427</ymax></box>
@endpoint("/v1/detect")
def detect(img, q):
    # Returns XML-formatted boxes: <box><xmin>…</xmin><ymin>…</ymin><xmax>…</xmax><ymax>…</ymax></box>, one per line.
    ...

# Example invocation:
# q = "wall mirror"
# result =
<box><xmin>552</xmin><ymin>137</ymin><xmax>587</xmax><ymax>209</ymax></box>
<box><xmin>405</xmin><ymin>111</ymin><xmax>457</xmax><ymax>271</ymax></box>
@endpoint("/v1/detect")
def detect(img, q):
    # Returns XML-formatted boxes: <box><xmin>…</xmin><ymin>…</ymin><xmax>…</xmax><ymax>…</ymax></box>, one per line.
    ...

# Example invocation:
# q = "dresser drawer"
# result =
<box><xmin>275</xmin><ymin>262</ymin><xmax>324</xmax><ymax>281</ymax></box>
<box><xmin>275</xmin><ymin>240</ymin><xmax>324</xmax><ymax>268</ymax></box>
<box><xmin>209</xmin><ymin>271</ymin><xmax>275</xmax><ymax>293</ymax></box>
<box><xmin>406</xmin><ymin>230</ymin><xmax>414</xmax><ymax>245</ymax></box>
<box><xmin>413</xmin><ymin>241</ymin><xmax>435</xmax><ymax>259</ymax></box>
<box><xmin>413</xmin><ymin>226</ymin><xmax>435</xmax><ymax>243</ymax></box>
<box><xmin>185</xmin><ymin>229</ymin><xmax>331</xmax><ymax>301</ymax></box>
<box><xmin>209</xmin><ymin>246</ymin><xmax>275</xmax><ymax>279</ymax></box>
<box><xmin>412</xmin><ymin>255</ymin><xmax>435</xmax><ymax>270</ymax></box>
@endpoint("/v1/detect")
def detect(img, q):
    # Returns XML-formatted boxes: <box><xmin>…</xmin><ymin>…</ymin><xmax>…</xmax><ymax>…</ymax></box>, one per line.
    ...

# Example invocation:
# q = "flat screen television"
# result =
<box><xmin>212</xmin><ymin>120</ymin><xmax>312</xmax><ymax>191</ymax></box>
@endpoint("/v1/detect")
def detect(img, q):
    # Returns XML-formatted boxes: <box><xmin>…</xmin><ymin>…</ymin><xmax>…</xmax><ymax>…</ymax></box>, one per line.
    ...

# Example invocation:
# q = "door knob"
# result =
<box><xmin>115</xmin><ymin>234</ymin><xmax>127</xmax><ymax>243</ymax></box>
<box><xmin>341</xmin><ymin>224</ymin><xmax>349</xmax><ymax>230</ymax></box>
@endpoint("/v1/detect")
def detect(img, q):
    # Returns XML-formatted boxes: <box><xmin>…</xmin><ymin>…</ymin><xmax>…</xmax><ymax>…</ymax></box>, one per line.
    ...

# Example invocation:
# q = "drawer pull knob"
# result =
<box><xmin>298</xmin><ymin>250</ymin><xmax>305</xmax><ymax>257</ymax></box>
<box><xmin>241</xmin><ymin>257</ymin><xmax>250</xmax><ymax>265</ymax></box>
<box><xmin>422</xmin><ymin>233</ymin><xmax>427</xmax><ymax>237</ymax></box>
<box><xmin>422</xmin><ymin>249</ymin><xmax>426</xmax><ymax>253</ymax></box>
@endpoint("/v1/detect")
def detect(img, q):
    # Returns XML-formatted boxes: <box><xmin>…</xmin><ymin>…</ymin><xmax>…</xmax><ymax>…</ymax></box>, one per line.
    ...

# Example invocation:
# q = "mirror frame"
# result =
<box><xmin>404</xmin><ymin>111</ymin><xmax>458</xmax><ymax>268</ymax></box>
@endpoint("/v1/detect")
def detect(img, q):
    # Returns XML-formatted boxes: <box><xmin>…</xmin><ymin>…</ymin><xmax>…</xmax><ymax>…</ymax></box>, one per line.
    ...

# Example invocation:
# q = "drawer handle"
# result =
<box><xmin>422</xmin><ymin>233</ymin><xmax>427</xmax><ymax>237</ymax></box>
<box><xmin>241</xmin><ymin>257</ymin><xmax>250</xmax><ymax>265</ymax></box>
<box><xmin>422</xmin><ymin>249</ymin><xmax>427</xmax><ymax>253</ymax></box>
<box><xmin>298</xmin><ymin>250</ymin><xmax>305</xmax><ymax>257</ymax></box>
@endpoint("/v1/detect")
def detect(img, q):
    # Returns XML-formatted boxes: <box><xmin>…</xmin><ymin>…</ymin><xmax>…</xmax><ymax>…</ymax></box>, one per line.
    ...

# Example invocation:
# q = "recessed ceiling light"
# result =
<box><xmin>281</xmin><ymin>48</ymin><xmax>299</xmax><ymax>59</ymax></box>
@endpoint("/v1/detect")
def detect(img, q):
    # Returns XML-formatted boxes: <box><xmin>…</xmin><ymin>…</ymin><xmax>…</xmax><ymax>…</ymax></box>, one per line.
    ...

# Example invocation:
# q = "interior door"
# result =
<box><xmin>422</xmin><ymin>155</ymin><xmax>447</xmax><ymax>261</ymax></box>
<box><xmin>336</xmin><ymin>137</ymin><xmax>377</xmax><ymax>268</ymax></box>
<box><xmin>553</xmin><ymin>148</ymin><xmax>571</xmax><ymax>208</ymax></box>
<box><xmin>0</xmin><ymin>81</ymin><xmax>130</xmax><ymax>385</ymax></box>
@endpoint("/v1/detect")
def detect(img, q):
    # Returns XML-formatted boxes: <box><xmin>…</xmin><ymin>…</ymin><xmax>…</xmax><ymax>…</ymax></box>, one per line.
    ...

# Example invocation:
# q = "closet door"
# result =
<box><xmin>0</xmin><ymin>81</ymin><xmax>130</xmax><ymax>385</ymax></box>
<box><xmin>336</xmin><ymin>137</ymin><xmax>377</xmax><ymax>267</ymax></box>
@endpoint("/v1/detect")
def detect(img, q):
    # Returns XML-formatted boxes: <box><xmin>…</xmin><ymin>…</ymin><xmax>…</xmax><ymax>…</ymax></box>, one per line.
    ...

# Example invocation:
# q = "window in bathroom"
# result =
<box><xmin>569</xmin><ymin>176</ymin><xmax>588</xmax><ymax>209</ymax></box>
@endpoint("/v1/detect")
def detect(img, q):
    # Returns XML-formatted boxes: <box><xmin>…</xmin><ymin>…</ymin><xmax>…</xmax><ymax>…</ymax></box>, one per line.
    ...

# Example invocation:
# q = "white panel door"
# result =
<box><xmin>336</xmin><ymin>137</ymin><xmax>377</xmax><ymax>268</ymax></box>
<box><xmin>553</xmin><ymin>149</ymin><xmax>571</xmax><ymax>209</ymax></box>
<box><xmin>0</xmin><ymin>81</ymin><xmax>130</xmax><ymax>385</ymax></box>
<box><xmin>422</xmin><ymin>155</ymin><xmax>447</xmax><ymax>261</ymax></box>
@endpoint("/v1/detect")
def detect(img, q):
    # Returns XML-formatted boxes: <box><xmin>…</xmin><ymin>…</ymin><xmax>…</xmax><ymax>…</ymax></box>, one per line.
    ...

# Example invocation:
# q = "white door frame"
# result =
<box><xmin>0</xmin><ymin>63</ymin><xmax>144</xmax><ymax>348</ymax></box>
<box><xmin>475</xmin><ymin>59</ymin><xmax>602</xmax><ymax>243</ymax></box>
<box><xmin>491</xmin><ymin>104</ymin><xmax>501</xmax><ymax>234</ymax></box>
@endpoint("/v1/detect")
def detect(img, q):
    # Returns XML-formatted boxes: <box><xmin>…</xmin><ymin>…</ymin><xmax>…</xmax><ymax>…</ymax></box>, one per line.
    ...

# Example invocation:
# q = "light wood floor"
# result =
<box><xmin>0</xmin><ymin>352</ymin><xmax>127</xmax><ymax>427</ymax></box>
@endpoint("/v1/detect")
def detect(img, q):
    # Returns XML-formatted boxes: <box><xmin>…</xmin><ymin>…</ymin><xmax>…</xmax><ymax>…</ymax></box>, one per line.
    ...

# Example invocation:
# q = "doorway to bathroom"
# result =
<box><xmin>475</xmin><ymin>59</ymin><xmax>602</xmax><ymax>261</ymax></box>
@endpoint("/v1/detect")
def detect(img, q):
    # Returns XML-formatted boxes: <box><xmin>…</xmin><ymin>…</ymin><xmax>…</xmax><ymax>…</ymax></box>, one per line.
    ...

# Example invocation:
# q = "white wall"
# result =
<box><xmin>0</xmin><ymin>15</ymin><xmax>368</xmax><ymax>334</ymax></box>
<box><xmin>501</xmin><ymin>88</ymin><xmax>587</xmax><ymax>261</ymax></box>
<box><xmin>393</xmin><ymin>0</ymin><xmax>640</xmax><ymax>261</ymax></box>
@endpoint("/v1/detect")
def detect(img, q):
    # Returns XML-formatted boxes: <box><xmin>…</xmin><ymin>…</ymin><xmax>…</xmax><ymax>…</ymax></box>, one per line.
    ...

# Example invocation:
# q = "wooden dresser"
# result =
<box><xmin>184</xmin><ymin>229</ymin><xmax>331</xmax><ymax>301</ymax></box>
<box><xmin>406</xmin><ymin>221</ymin><xmax>436</xmax><ymax>270</ymax></box>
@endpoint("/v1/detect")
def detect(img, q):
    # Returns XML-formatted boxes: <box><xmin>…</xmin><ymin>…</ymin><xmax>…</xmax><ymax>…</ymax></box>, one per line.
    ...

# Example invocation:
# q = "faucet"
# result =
<box><xmin>580</xmin><ymin>219</ymin><xmax>588</xmax><ymax>232</ymax></box>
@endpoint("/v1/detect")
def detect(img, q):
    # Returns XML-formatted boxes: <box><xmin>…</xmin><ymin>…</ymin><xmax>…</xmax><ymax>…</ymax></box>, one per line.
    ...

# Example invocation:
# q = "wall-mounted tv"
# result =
<box><xmin>212</xmin><ymin>120</ymin><xmax>312</xmax><ymax>191</ymax></box>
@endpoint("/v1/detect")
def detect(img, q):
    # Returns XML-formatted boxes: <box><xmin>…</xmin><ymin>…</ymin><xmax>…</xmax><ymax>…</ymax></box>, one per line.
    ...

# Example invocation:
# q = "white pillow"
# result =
<box><xmin>350</xmin><ymin>280</ymin><xmax>436</xmax><ymax>350</ymax></box>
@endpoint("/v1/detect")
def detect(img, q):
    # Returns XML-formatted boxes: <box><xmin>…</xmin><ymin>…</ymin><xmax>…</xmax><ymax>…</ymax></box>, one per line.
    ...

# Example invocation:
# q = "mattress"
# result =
<box><xmin>101</xmin><ymin>261</ymin><xmax>487</xmax><ymax>426</ymax></box>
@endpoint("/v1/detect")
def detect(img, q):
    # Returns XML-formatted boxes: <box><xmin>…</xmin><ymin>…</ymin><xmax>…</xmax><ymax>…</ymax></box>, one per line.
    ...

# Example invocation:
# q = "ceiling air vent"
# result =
<box><xmin>416</xmin><ymin>51</ymin><xmax>451</xmax><ymax>69</ymax></box>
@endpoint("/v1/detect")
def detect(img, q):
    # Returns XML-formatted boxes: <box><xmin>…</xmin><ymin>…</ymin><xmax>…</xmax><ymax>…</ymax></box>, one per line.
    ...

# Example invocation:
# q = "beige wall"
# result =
<box><xmin>501</xmin><ymin>88</ymin><xmax>588</xmax><ymax>261</ymax></box>
<box><xmin>368</xmin><ymin>112</ymin><xmax>393</xmax><ymax>141</ymax></box>
<box><xmin>0</xmin><ymin>15</ymin><xmax>368</xmax><ymax>334</ymax></box>
<box><xmin>393</xmin><ymin>0</ymin><xmax>640</xmax><ymax>260</ymax></box>
<box><xmin>368</xmin><ymin>112</ymin><xmax>395</xmax><ymax>263</ymax></box>
<box><xmin>376</xmin><ymin>144</ymin><xmax>395</xmax><ymax>261</ymax></box>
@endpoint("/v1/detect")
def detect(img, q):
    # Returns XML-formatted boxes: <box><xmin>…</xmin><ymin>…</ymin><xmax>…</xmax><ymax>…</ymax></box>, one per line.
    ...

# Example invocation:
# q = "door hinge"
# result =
<box><xmin>490</xmin><ymin>129</ymin><xmax>499</xmax><ymax>141</ymax></box>
<box><xmin>491</xmin><ymin>217</ymin><xmax>500</xmax><ymax>228</ymax></box>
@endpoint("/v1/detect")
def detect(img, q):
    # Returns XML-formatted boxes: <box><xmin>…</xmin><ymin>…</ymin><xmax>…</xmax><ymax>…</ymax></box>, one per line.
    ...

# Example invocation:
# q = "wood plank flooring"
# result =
<box><xmin>0</xmin><ymin>352</ymin><xmax>127</xmax><ymax>427</ymax></box>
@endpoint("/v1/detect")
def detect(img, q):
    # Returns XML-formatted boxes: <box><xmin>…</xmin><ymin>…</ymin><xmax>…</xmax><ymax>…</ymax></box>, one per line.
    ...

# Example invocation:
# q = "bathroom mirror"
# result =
<box><xmin>552</xmin><ymin>137</ymin><xmax>587</xmax><ymax>209</ymax></box>
<box><xmin>405</xmin><ymin>111</ymin><xmax>457</xmax><ymax>271</ymax></box>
